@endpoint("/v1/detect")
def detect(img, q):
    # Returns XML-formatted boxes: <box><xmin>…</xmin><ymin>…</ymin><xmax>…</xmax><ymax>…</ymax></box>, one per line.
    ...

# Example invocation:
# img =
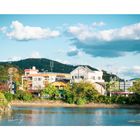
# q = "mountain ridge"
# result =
<box><xmin>0</xmin><ymin>58</ymin><xmax>120</xmax><ymax>82</ymax></box>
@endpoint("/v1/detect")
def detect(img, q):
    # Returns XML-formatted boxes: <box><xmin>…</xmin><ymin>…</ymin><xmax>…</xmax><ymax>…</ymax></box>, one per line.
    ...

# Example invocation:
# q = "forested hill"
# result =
<box><xmin>0</xmin><ymin>58</ymin><xmax>120</xmax><ymax>82</ymax></box>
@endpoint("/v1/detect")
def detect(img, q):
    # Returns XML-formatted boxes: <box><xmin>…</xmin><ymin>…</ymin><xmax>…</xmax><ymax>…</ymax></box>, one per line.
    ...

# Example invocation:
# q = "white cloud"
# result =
<box><xmin>68</xmin><ymin>22</ymin><xmax>140</xmax><ymax>42</ymax></box>
<box><xmin>31</xmin><ymin>51</ymin><xmax>41</xmax><ymax>58</ymax></box>
<box><xmin>6</xmin><ymin>21</ymin><xmax>60</xmax><ymax>41</ymax></box>
<box><xmin>116</xmin><ymin>66</ymin><xmax>140</xmax><ymax>79</ymax></box>
<box><xmin>0</xmin><ymin>26</ymin><xmax>7</xmax><ymax>33</ymax></box>
<box><xmin>68</xmin><ymin>24</ymin><xmax>94</xmax><ymax>41</ymax></box>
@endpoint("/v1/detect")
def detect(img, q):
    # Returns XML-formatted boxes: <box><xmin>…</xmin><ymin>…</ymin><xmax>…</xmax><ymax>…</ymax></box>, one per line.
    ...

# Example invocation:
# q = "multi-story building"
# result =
<box><xmin>70</xmin><ymin>66</ymin><xmax>105</xmax><ymax>95</ymax></box>
<box><xmin>119</xmin><ymin>80</ymin><xmax>134</xmax><ymax>92</ymax></box>
<box><xmin>21</xmin><ymin>66</ymin><xmax>71</xmax><ymax>91</ymax></box>
<box><xmin>21</xmin><ymin>65</ymin><xmax>106</xmax><ymax>95</ymax></box>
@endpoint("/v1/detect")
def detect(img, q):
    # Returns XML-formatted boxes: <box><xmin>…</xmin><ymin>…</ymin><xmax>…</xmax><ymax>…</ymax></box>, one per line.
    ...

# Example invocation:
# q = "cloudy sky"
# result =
<box><xmin>0</xmin><ymin>15</ymin><xmax>140</xmax><ymax>79</ymax></box>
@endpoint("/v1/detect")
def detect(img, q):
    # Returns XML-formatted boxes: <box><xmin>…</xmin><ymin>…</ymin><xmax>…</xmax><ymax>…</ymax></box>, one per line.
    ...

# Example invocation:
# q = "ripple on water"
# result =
<box><xmin>128</xmin><ymin>120</ymin><xmax>140</xmax><ymax>123</ymax></box>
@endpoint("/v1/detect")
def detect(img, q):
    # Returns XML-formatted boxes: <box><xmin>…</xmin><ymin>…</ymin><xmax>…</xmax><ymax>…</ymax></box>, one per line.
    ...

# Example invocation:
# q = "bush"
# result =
<box><xmin>63</xmin><ymin>82</ymin><xmax>99</xmax><ymax>104</ymax></box>
<box><xmin>76</xmin><ymin>98</ymin><xmax>87</xmax><ymax>105</ymax></box>
<box><xmin>114</xmin><ymin>95</ymin><xmax>128</xmax><ymax>104</ymax></box>
<box><xmin>42</xmin><ymin>85</ymin><xmax>60</xmax><ymax>100</ymax></box>
<box><xmin>15</xmin><ymin>90</ymin><xmax>33</xmax><ymax>101</ymax></box>
<box><xmin>4</xmin><ymin>92</ymin><xmax>14</xmax><ymax>102</ymax></box>
<box><xmin>0</xmin><ymin>92</ymin><xmax>8</xmax><ymax>106</ymax></box>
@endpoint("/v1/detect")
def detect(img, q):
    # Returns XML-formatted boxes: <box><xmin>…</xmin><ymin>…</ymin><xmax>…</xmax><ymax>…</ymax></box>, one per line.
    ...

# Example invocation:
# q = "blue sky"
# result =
<box><xmin>0</xmin><ymin>15</ymin><xmax>140</xmax><ymax>79</ymax></box>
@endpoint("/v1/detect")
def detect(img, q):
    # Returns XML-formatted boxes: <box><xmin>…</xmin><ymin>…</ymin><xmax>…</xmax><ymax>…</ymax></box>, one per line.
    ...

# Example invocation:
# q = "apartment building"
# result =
<box><xmin>21</xmin><ymin>66</ymin><xmax>71</xmax><ymax>91</ymax></box>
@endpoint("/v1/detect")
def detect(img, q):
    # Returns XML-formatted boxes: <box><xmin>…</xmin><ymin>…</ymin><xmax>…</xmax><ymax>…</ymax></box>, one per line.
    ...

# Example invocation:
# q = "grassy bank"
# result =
<box><xmin>10</xmin><ymin>100</ymin><xmax>140</xmax><ymax>109</ymax></box>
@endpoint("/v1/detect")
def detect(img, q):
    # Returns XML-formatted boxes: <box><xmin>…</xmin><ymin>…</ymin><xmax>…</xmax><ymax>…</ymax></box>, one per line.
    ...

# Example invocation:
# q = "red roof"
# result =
<box><xmin>24</xmin><ymin>69</ymin><xmax>30</xmax><ymax>71</ymax></box>
<box><xmin>111</xmin><ymin>92</ymin><xmax>132</xmax><ymax>94</ymax></box>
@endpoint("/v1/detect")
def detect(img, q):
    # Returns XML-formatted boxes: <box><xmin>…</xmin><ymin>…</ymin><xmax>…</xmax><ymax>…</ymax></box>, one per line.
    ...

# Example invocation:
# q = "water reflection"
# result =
<box><xmin>0</xmin><ymin>107</ymin><xmax>140</xmax><ymax>126</ymax></box>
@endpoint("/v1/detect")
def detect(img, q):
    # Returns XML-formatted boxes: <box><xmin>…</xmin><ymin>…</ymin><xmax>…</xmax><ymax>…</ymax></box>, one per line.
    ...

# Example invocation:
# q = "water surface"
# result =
<box><xmin>0</xmin><ymin>107</ymin><xmax>140</xmax><ymax>126</ymax></box>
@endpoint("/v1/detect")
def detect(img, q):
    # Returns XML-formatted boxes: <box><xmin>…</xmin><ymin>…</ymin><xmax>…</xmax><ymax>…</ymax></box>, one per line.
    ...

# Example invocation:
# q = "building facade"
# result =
<box><xmin>70</xmin><ymin>66</ymin><xmax>105</xmax><ymax>95</ymax></box>
<box><xmin>21</xmin><ymin>66</ymin><xmax>71</xmax><ymax>91</ymax></box>
<box><xmin>119</xmin><ymin>80</ymin><xmax>134</xmax><ymax>92</ymax></box>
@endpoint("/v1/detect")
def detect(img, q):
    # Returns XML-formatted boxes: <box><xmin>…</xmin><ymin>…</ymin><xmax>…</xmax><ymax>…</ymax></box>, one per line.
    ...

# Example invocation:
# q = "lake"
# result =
<box><xmin>0</xmin><ymin>107</ymin><xmax>140</xmax><ymax>126</ymax></box>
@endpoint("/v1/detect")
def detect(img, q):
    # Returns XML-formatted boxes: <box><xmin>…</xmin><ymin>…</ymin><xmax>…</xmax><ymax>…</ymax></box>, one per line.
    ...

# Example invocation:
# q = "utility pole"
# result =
<box><xmin>8</xmin><ymin>67</ymin><xmax>16</xmax><ymax>94</ymax></box>
<box><xmin>50</xmin><ymin>61</ymin><xmax>54</xmax><ymax>72</ymax></box>
<box><xmin>8</xmin><ymin>74</ymin><xmax>13</xmax><ymax>93</ymax></box>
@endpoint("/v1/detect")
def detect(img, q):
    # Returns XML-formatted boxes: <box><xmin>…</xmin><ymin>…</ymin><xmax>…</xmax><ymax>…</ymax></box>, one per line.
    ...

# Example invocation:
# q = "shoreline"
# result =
<box><xmin>10</xmin><ymin>100</ymin><xmax>140</xmax><ymax>109</ymax></box>
<box><xmin>0</xmin><ymin>105</ymin><xmax>11</xmax><ymax>114</ymax></box>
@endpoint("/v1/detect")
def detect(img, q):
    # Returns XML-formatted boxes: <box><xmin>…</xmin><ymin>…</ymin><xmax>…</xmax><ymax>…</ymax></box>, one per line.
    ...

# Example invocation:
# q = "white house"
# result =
<box><xmin>70</xmin><ymin>66</ymin><xmax>105</xmax><ymax>95</ymax></box>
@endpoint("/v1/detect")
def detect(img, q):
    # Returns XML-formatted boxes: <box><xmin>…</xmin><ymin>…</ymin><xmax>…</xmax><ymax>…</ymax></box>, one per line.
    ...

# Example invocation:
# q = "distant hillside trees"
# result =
<box><xmin>0</xmin><ymin>58</ymin><xmax>121</xmax><ymax>82</ymax></box>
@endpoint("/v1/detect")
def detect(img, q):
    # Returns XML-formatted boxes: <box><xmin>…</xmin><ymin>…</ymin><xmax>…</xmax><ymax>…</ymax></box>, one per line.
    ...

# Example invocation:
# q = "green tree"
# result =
<box><xmin>4</xmin><ymin>92</ymin><xmax>14</xmax><ymax>102</ymax></box>
<box><xmin>63</xmin><ymin>82</ymin><xmax>99</xmax><ymax>105</ymax></box>
<box><xmin>128</xmin><ymin>80</ymin><xmax>140</xmax><ymax>94</ymax></box>
<box><xmin>42</xmin><ymin>84</ymin><xmax>59</xmax><ymax>100</ymax></box>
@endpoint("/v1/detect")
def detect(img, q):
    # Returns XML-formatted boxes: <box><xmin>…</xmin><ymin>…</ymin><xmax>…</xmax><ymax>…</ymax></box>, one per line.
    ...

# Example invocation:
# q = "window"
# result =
<box><xmin>93</xmin><ymin>76</ymin><xmax>95</xmax><ymax>80</ymax></box>
<box><xmin>34</xmin><ymin>78</ymin><xmax>37</xmax><ymax>81</ymax></box>
<box><xmin>75</xmin><ymin>76</ymin><xmax>77</xmax><ymax>79</ymax></box>
<box><xmin>38</xmin><ymin>78</ymin><xmax>42</xmax><ymax>81</ymax></box>
<box><xmin>28</xmin><ymin>77</ymin><xmax>32</xmax><ymax>80</ymax></box>
<box><xmin>45</xmin><ymin>76</ymin><xmax>49</xmax><ymax>80</ymax></box>
<box><xmin>80</xmin><ymin>76</ymin><xmax>84</xmax><ymax>79</ymax></box>
<box><xmin>98</xmin><ymin>76</ymin><xmax>101</xmax><ymax>80</ymax></box>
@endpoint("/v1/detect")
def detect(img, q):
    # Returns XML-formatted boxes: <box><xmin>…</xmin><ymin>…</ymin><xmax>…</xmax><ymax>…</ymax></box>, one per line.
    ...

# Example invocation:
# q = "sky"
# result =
<box><xmin>0</xmin><ymin>15</ymin><xmax>140</xmax><ymax>79</ymax></box>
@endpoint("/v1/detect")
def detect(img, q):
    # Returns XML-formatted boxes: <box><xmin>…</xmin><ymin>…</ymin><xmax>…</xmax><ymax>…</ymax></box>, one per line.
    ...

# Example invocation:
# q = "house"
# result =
<box><xmin>21</xmin><ymin>66</ymin><xmax>71</xmax><ymax>91</ymax></box>
<box><xmin>70</xmin><ymin>66</ymin><xmax>105</xmax><ymax>95</ymax></box>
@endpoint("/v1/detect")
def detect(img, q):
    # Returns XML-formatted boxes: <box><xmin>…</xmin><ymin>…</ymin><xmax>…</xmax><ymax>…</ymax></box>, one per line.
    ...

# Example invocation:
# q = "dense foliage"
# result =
<box><xmin>128</xmin><ymin>80</ymin><xmax>140</xmax><ymax>94</ymax></box>
<box><xmin>4</xmin><ymin>92</ymin><xmax>14</xmax><ymax>102</ymax></box>
<box><xmin>0</xmin><ymin>65</ymin><xmax>22</xmax><ymax>92</ymax></box>
<box><xmin>42</xmin><ymin>84</ymin><xmax>60</xmax><ymax>100</ymax></box>
<box><xmin>63</xmin><ymin>82</ymin><xmax>99</xmax><ymax>105</ymax></box>
<box><xmin>0</xmin><ymin>65</ymin><xmax>9</xmax><ymax>81</ymax></box>
<box><xmin>15</xmin><ymin>90</ymin><xmax>33</xmax><ymax>101</ymax></box>
<box><xmin>1</xmin><ymin>79</ymin><xmax>140</xmax><ymax>105</ymax></box>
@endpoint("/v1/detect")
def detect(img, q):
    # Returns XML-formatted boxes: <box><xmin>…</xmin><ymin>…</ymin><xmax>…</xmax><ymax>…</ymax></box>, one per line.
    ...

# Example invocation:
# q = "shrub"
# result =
<box><xmin>4</xmin><ymin>92</ymin><xmax>14</xmax><ymax>102</ymax></box>
<box><xmin>15</xmin><ymin>90</ymin><xmax>33</xmax><ymax>101</ymax></box>
<box><xmin>22</xmin><ymin>93</ymin><xmax>33</xmax><ymax>101</ymax></box>
<box><xmin>76</xmin><ymin>98</ymin><xmax>87</xmax><ymax>105</ymax></box>
<box><xmin>42</xmin><ymin>85</ymin><xmax>60</xmax><ymax>100</ymax></box>
<box><xmin>63</xmin><ymin>89</ymin><xmax>75</xmax><ymax>104</ymax></box>
<box><xmin>114</xmin><ymin>95</ymin><xmax>128</xmax><ymax>104</ymax></box>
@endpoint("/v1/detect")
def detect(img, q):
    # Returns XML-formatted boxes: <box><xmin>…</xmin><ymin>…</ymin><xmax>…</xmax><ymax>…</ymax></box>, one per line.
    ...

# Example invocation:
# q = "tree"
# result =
<box><xmin>128</xmin><ymin>80</ymin><xmax>140</xmax><ymax>94</ymax></box>
<box><xmin>63</xmin><ymin>82</ymin><xmax>99</xmax><ymax>105</ymax></box>
<box><xmin>42</xmin><ymin>84</ymin><xmax>59</xmax><ymax>100</ymax></box>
